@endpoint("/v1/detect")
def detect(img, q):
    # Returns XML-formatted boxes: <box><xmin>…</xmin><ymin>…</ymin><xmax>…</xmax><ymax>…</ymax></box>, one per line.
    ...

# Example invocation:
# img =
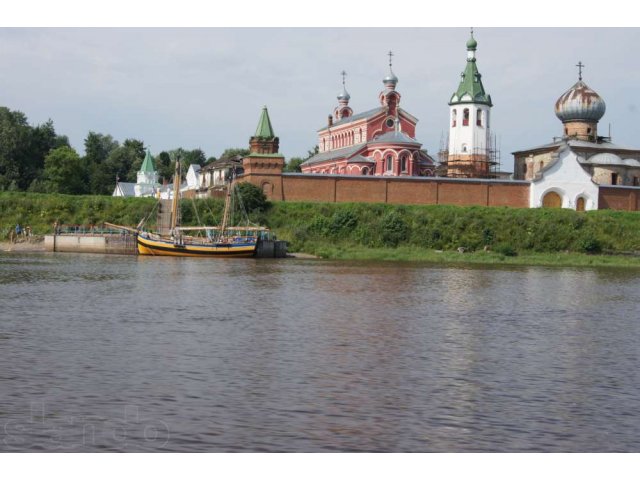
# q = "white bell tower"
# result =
<box><xmin>447</xmin><ymin>29</ymin><xmax>493</xmax><ymax>178</ymax></box>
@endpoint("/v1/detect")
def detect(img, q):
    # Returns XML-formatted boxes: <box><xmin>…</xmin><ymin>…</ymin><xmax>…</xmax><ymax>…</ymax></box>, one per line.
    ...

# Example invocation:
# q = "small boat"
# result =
<box><xmin>133</xmin><ymin>155</ymin><xmax>269</xmax><ymax>257</ymax></box>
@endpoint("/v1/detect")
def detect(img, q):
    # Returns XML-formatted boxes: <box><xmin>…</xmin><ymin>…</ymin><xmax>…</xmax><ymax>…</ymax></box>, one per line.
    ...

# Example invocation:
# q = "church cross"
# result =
<box><xmin>341</xmin><ymin>70</ymin><xmax>347</xmax><ymax>86</ymax></box>
<box><xmin>576</xmin><ymin>61</ymin><xmax>584</xmax><ymax>81</ymax></box>
<box><xmin>388</xmin><ymin>50</ymin><xmax>394</xmax><ymax>69</ymax></box>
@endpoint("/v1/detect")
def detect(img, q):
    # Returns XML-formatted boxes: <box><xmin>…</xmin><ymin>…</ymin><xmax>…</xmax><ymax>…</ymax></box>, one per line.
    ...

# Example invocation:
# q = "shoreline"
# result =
<box><xmin>0</xmin><ymin>238</ymin><xmax>46</xmax><ymax>253</ymax></box>
<box><xmin>295</xmin><ymin>245</ymin><xmax>640</xmax><ymax>268</ymax></box>
<box><xmin>3</xmin><ymin>240</ymin><xmax>640</xmax><ymax>268</ymax></box>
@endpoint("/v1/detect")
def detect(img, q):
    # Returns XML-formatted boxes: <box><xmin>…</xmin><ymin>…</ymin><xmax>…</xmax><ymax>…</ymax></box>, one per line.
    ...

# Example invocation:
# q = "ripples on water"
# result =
<box><xmin>1</xmin><ymin>253</ymin><xmax>639</xmax><ymax>452</ymax></box>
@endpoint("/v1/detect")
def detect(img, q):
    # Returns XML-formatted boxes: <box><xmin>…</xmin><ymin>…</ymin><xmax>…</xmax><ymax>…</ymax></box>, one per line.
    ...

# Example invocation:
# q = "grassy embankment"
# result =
<box><xmin>2</xmin><ymin>192</ymin><xmax>640</xmax><ymax>267</ymax></box>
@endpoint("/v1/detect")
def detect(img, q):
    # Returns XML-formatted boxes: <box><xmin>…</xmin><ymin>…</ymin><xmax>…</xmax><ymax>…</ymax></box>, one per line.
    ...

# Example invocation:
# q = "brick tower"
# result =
<box><xmin>242</xmin><ymin>106</ymin><xmax>285</xmax><ymax>200</ymax></box>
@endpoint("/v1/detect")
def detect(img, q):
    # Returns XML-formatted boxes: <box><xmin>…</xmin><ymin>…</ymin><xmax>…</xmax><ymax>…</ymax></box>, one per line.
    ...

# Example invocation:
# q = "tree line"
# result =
<box><xmin>0</xmin><ymin>106</ymin><xmax>316</xmax><ymax>195</ymax></box>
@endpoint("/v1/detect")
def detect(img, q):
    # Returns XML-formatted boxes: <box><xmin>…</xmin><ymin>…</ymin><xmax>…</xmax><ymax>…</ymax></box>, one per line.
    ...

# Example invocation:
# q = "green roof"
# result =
<box><xmin>449</xmin><ymin>37</ymin><xmax>491</xmax><ymax>107</ymax></box>
<box><xmin>254</xmin><ymin>106</ymin><xmax>276</xmax><ymax>138</ymax></box>
<box><xmin>139</xmin><ymin>149</ymin><xmax>156</xmax><ymax>173</ymax></box>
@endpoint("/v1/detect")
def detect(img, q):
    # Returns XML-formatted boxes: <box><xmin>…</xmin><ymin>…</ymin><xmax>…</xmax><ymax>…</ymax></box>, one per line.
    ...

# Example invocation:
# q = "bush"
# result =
<box><xmin>579</xmin><ymin>236</ymin><xmax>603</xmax><ymax>254</ymax></box>
<box><xmin>381</xmin><ymin>211</ymin><xmax>409</xmax><ymax>247</ymax></box>
<box><xmin>329</xmin><ymin>210</ymin><xmax>358</xmax><ymax>235</ymax></box>
<box><xmin>235</xmin><ymin>182</ymin><xmax>268</xmax><ymax>213</ymax></box>
<box><xmin>495</xmin><ymin>243</ymin><xmax>518</xmax><ymax>257</ymax></box>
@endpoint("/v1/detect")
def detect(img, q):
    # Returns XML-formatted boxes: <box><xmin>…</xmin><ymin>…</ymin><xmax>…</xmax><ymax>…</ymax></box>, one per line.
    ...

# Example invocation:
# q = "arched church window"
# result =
<box><xmin>576</xmin><ymin>197</ymin><xmax>586</xmax><ymax>212</ymax></box>
<box><xmin>476</xmin><ymin>109</ymin><xmax>482</xmax><ymax>126</ymax></box>
<box><xmin>452</xmin><ymin>109</ymin><xmax>457</xmax><ymax>127</ymax></box>
<box><xmin>362</xmin><ymin>167</ymin><xmax>369</xmax><ymax>175</ymax></box>
<box><xmin>401</xmin><ymin>155</ymin><xmax>408</xmax><ymax>172</ymax></box>
<box><xmin>462</xmin><ymin>144</ymin><xmax>468</xmax><ymax>153</ymax></box>
<box><xmin>386</xmin><ymin>155</ymin><xmax>393</xmax><ymax>172</ymax></box>
<box><xmin>463</xmin><ymin>109</ymin><xmax>469</xmax><ymax>126</ymax></box>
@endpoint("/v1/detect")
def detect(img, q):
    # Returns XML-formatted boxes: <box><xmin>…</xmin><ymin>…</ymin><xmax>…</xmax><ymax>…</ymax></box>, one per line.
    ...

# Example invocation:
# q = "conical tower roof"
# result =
<box><xmin>254</xmin><ymin>106</ymin><xmax>276</xmax><ymax>138</ymax></box>
<box><xmin>139</xmin><ymin>148</ymin><xmax>156</xmax><ymax>173</ymax></box>
<box><xmin>449</xmin><ymin>31</ymin><xmax>492</xmax><ymax>106</ymax></box>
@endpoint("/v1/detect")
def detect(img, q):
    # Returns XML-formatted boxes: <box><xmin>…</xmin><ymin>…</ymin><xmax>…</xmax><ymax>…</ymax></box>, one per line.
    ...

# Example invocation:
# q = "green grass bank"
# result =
<box><xmin>2</xmin><ymin>192</ymin><xmax>640</xmax><ymax>267</ymax></box>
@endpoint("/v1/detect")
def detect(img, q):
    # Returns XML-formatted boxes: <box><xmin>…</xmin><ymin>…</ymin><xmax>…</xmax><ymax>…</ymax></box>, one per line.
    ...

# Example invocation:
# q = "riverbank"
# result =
<box><xmin>2</xmin><ymin>192</ymin><xmax>640</xmax><ymax>267</ymax></box>
<box><xmin>0</xmin><ymin>237</ymin><xmax>46</xmax><ymax>253</ymax></box>
<box><xmin>296</xmin><ymin>244</ymin><xmax>640</xmax><ymax>268</ymax></box>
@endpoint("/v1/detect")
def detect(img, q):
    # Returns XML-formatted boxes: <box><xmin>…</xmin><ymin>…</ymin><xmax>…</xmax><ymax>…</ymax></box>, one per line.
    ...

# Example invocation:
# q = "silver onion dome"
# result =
<box><xmin>337</xmin><ymin>85</ymin><xmax>350</xmax><ymax>102</ymax></box>
<box><xmin>383</xmin><ymin>69</ymin><xmax>398</xmax><ymax>87</ymax></box>
<box><xmin>555</xmin><ymin>80</ymin><xmax>606</xmax><ymax>123</ymax></box>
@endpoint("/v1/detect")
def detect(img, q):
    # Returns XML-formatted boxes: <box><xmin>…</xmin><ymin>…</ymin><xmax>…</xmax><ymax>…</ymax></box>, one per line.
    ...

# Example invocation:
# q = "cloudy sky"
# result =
<box><xmin>1</xmin><ymin>27</ymin><xmax>639</xmax><ymax>171</ymax></box>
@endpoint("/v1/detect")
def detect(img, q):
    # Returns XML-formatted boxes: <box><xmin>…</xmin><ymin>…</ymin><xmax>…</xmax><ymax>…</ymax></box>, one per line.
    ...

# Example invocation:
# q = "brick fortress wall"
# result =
<box><xmin>599</xmin><ymin>186</ymin><xmax>640</xmax><ymax>211</ymax></box>
<box><xmin>238</xmin><ymin>159</ymin><xmax>640</xmax><ymax>211</ymax></box>
<box><xmin>239</xmin><ymin>172</ymin><xmax>531</xmax><ymax>208</ymax></box>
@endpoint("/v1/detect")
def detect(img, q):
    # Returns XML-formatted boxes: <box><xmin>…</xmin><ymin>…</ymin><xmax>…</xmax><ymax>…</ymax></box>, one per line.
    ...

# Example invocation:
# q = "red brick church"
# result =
<box><xmin>301</xmin><ymin>53</ymin><xmax>436</xmax><ymax>176</ymax></box>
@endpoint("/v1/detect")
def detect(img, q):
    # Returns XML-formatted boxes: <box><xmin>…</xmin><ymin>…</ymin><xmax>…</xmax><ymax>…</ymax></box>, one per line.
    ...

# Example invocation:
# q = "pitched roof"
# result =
<box><xmin>254</xmin><ymin>106</ymin><xmax>276</xmax><ymax>138</ymax></box>
<box><xmin>301</xmin><ymin>144</ymin><xmax>364</xmax><ymax>166</ymax></box>
<box><xmin>512</xmin><ymin>138</ymin><xmax>640</xmax><ymax>155</ymax></box>
<box><xmin>347</xmin><ymin>155</ymin><xmax>376</xmax><ymax>164</ymax></box>
<box><xmin>139</xmin><ymin>149</ymin><xmax>156</xmax><ymax>174</ymax></box>
<box><xmin>369</xmin><ymin>130</ymin><xmax>422</xmax><ymax>146</ymax></box>
<box><xmin>202</xmin><ymin>155</ymin><xmax>244</xmax><ymax>171</ymax></box>
<box><xmin>113</xmin><ymin>182</ymin><xmax>136</xmax><ymax>197</ymax></box>
<box><xmin>319</xmin><ymin>107</ymin><xmax>385</xmax><ymax>131</ymax></box>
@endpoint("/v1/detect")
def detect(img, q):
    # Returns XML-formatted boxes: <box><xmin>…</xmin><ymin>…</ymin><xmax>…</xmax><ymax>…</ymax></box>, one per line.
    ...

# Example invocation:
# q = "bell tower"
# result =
<box><xmin>446</xmin><ymin>29</ymin><xmax>493</xmax><ymax>178</ymax></box>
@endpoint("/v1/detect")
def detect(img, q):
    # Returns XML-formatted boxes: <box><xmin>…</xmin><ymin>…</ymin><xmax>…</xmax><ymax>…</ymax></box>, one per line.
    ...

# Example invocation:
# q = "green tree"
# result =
<box><xmin>183</xmin><ymin>148</ymin><xmax>207</xmax><ymax>167</ymax></box>
<box><xmin>235</xmin><ymin>182</ymin><xmax>267</xmax><ymax>213</ymax></box>
<box><xmin>0</xmin><ymin>107</ymin><xmax>33</xmax><ymax>190</ymax></box>
<box><xmin>156</xmin><ymin>151</ymin><xmax>172</xmax><ymax>183</ymax></box>
<box><xmin>102</xmin><ymin>140</ymin><xmax>144</xmax><ymax>186</ymax></box>
<box><xmin>123</xmin><ymin>138</ymin><xmax>146</xmax><ymax>181</ymax></box>
<box><xmin>84</xmin><ymin>132</ymin><xmax>119</xmax><ymax>194</ymax></box>
<box><xmin>42</xmin><ymin>146</ymin><xmax>87</xmax><ymax>194</ymax></box>
<box><xmin>283</xmin><ymin>146</ymin><xmax>318</xmax><ymax>173</ymax></box>
<box><xmin>284</xmin><ymin>157</ymin><xmax>304</xmax><ymax>172</ymax></box>
<box><xmin>158</xmin><ymin>148</ymin><xmax>209</xmax><ymax>182</ymax></box>
<box><xmin>219</xmin><ymin>148</ymin><xmax>249</xmax><ymax>161</ymax></box>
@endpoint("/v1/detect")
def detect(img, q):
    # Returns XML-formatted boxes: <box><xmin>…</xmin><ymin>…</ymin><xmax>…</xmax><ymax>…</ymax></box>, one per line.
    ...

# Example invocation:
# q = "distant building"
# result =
<box><xmin>513</xmin><ymin>63</ymin><xmax>640</xmax><ymax>209</ymax></box>
<box><xmin>198</xmin><ymin>155</ymin><xmax>244</xmax><ymax>193</ymax></box>
<box><xmin>439</xmin><ymin>31</ymin><xmax>500</xmax><ymax>178</ymax></box>
<box><xmin>301</xmin><ymin>56</ymin><xmax>435</xmax><ymax>176</ymax></box>
<box><xmin>112</xmin><ymin>148</ymin><xmax>160</xmax><ymax>198</ymax></box>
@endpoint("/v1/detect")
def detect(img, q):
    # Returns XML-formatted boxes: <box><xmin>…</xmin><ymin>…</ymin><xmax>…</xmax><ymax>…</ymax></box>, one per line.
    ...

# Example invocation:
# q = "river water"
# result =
<box><xmin>1</xmin><ymin>252</ymin><xmax>639</xmax><ymax>452</ymax></box>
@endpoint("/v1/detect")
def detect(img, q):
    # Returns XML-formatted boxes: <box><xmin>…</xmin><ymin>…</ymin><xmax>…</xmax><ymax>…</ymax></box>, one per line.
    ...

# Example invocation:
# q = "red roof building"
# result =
<box><xmin>301</xmin><ymin>55</ymin><xmax>435</xmax><ymax>177</ymax></box>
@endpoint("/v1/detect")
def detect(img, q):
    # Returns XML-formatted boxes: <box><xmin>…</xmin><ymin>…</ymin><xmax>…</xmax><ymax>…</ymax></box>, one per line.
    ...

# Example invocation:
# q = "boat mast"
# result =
<box><xmin>220</xmin><ymin>173</ymin><xmax>233</xmax><ymax>235</ymax></box>
<box><xmin>170</xmin><ymin>154</ymin><xmax>182</xmax><ymax>235</ymax></box>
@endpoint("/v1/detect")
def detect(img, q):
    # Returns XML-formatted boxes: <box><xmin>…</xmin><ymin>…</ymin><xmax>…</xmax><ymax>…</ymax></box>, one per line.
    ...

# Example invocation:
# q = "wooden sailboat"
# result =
<box><xmin>135</xmin><ymin>155</ymin><xmax>269</xmax><ymax>257</ymax></box>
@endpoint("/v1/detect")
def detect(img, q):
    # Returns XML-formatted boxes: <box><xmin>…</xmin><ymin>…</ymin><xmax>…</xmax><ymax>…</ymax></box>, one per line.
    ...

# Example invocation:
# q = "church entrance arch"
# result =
<box><xmin>576</xmin><ymin>196</ymin><xmax>586</xmax><ymax>212</ymax></box>
<box><xmin>542</xmin><ymin>191</ymin><xmax>562</xmax><ymax>208</ymax></box>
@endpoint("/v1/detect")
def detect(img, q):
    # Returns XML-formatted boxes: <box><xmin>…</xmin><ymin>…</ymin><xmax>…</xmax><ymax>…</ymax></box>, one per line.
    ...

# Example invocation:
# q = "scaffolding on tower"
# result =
<box><xmin>437</xmin><ymin>131</ymin><xmax>501</xmax><ymax>179</ymax></box>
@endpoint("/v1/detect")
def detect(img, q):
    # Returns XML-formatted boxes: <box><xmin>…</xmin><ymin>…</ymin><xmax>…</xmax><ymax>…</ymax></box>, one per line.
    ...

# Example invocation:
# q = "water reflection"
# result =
<box><xmin>1</xmin><ymin>253</ymin><xmax>639</xmax><ymax>452</ymax></box>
